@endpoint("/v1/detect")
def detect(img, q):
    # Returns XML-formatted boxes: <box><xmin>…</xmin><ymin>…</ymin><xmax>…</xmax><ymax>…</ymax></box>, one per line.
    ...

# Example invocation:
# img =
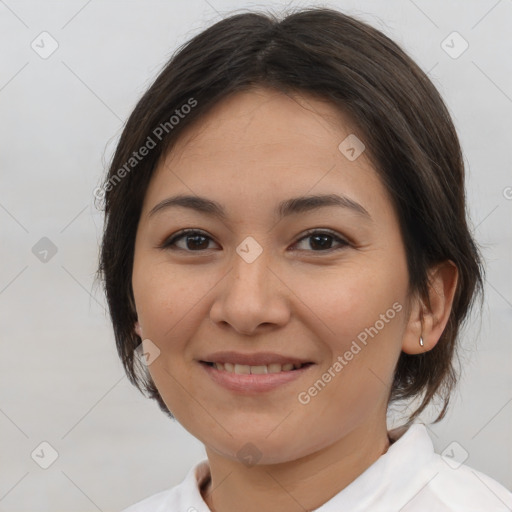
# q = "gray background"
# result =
<box><xmin>0</xmin><ymin>0</ymin><xmax>511</xmax><ymax>510</ymax></box>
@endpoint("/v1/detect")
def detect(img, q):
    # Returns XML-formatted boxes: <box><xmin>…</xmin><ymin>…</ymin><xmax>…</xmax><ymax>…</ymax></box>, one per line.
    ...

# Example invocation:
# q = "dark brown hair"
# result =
<box><xmin>96</xmin><ymin>7</ymin><xmax>484</xmax><ymax>425</ymax></box>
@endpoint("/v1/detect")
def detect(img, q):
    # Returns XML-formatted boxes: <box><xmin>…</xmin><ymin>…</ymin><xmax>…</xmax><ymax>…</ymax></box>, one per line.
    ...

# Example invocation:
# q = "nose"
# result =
<box><xmin>209</xmin><ymin>243</ymin><xmax>291</xmax><ymax>335</ymax></box>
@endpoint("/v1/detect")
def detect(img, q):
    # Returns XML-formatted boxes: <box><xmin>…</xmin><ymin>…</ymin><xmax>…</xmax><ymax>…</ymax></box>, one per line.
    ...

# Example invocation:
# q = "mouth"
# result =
<box><xmin>200</xmin><ymin>361</ymin><xmax>314</xmax><ymax>374</ymax></box>
<box><xmin>198</xmin><ymin>360</ymin><xmax>316</xmax><ymax>394</ymax></box>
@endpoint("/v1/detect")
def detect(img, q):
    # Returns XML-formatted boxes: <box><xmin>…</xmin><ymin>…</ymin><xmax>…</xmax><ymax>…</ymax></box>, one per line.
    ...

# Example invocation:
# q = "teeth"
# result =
<box><xmin>211</xmin><ymin>362</ymin><xmax>305</xmax><ymax>374</ymax></box>
<box><xmin>268</xmin><ymin>363</ymin><xmax>282</xmax><ymax>374</ymax></box>
<box><xmin>234</xmin><ymin>364</ymin><xmax>251</xmax><ymax>374</ymax></box>
<box><xmin>250</xmin><ymin>365</ymin><xmax>268</xmax><ymax>374</ymax></box>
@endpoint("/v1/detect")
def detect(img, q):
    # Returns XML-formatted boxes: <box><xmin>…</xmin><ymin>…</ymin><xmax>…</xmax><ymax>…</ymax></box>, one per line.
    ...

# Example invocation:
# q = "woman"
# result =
<box><xmin>96</xmin><ymin>6</ymin><xmax>512</xmax><ymax>511</ymax></box>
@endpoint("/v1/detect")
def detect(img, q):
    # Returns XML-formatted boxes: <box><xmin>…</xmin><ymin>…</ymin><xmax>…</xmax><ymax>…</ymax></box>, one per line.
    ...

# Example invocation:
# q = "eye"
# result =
<box><xmin>160</xmin><ymin>228</ymin><xmax>349</xmax><ymax>253</ymax></box>
<box><xmin>160</xmin><ymin>229</ymin><xmax>219</xmax><ymax>251</ymax></box>
<box><xmin>292</xmin><ymin>229</ymin><xmax>349</xmax><ymax>252</ymax></box>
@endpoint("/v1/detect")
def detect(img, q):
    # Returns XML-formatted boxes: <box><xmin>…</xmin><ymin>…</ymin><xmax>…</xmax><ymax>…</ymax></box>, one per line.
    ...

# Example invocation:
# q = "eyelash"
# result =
<box><xmin>159</xmin><ymin>228</ymin><xmax>350</xmax><ymax>254</ymax></box>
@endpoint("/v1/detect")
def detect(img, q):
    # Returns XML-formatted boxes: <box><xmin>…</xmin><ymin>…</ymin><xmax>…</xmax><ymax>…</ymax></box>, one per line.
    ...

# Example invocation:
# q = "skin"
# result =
<box><xmin>131</xmin><ymin>87</ymin><xmax>458</xmax><ymax>512</ymax></box>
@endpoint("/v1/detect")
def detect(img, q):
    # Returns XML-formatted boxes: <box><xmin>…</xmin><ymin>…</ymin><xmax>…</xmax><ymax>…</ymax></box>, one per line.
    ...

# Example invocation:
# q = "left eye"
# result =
<box><xmin>160</xmin><ymin>229</ymin><xmax>349</xmax><ymax>252</ymax></box>
<box><xmin>294</xmin><ymin>230</ymin><xmax>349</xmax><ymax>252</ymax></box>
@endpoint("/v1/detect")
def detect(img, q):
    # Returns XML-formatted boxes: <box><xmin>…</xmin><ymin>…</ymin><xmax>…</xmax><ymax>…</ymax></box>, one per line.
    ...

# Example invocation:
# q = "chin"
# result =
<box><xmin>205</xmin><ymin>433</ymin><xmax>311</xmax><ymax>467</ymax></box>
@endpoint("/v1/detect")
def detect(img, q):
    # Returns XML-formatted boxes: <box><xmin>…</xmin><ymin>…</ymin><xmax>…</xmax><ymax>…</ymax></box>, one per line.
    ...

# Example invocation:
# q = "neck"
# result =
<box><xmin>201</xmin><ymin>418</ymin><xmax>391</xmax><ymax>512</ymax></box>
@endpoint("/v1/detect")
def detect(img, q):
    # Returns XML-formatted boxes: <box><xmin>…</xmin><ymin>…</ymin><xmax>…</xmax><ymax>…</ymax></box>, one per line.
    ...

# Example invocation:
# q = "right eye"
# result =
<box><xmin>160</xmin><ymin>229</ymin><xmax>220</xmax><ymax>252</ymax></box>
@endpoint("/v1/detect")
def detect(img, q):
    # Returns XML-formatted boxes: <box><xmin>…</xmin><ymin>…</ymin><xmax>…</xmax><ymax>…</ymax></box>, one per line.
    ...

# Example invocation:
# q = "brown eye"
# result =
<box><xmin>161</xmin><ymin>230</ymin><xmax>218</xmax><ymax>251</ymax></box>
<box><xmin>293</xmin><ymin>230</ymin><xmax>349</xmax><ymax>252</ymax></box>
<box><xmin>160</xmin><ymin>229</ymin><xmax>349</xmax><ymax>254</ymax></box>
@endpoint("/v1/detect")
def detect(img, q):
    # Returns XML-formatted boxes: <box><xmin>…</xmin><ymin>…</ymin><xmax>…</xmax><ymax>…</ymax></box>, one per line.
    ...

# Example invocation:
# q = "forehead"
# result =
<box><xmin>141</xmin><ymin>87</ymin><xmax>392</xmax><ymax>224</ymax></box>
<box><xmin>166</xmin><ymin>87</ymin><xmax>361</xmax><ymax>165</ymax></box>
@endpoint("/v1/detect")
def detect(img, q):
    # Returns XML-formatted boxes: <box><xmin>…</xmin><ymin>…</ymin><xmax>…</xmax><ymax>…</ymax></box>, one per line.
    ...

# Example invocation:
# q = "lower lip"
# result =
<box><xmin>199</xmin><ymin>362</ymin><xmax>315</xmax><ymax>394</ymax></box>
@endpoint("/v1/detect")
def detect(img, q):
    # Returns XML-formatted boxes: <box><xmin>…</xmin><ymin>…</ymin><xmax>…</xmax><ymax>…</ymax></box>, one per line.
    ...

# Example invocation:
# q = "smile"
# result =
<box><xmin>199</xmin><ymin>361</ymin><xmax>315</xmax><ymax>393</ymax></box>
<box><xmin>202</xmin><ymin>361</ymin><xmax>312</xmax><ymax>374</ymax></box>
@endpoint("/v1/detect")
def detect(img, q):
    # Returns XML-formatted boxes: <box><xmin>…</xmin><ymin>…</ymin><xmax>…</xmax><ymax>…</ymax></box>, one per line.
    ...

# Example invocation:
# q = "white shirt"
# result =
<box><xmin>121</xmin><ymin>423</ymin><xmax>512</xmax><ymax>511</ymax></box>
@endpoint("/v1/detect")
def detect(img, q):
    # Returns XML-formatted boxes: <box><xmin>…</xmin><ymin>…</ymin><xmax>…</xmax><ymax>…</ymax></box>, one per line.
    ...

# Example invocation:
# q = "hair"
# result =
<box><xmin>96</xmin><ymin>6</ymin><xmax>484</xmax><ymax>425</ymax></box>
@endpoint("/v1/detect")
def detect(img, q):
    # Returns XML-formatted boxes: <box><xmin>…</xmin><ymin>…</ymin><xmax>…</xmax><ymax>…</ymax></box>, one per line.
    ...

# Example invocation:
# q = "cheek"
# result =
<box><xmin>288</xmin><ymin>260</ymin><xmax>408</xmax><ymax>401</ymax></box>
<box><xmin>291</xmin><ymin>262</ymin><xmax>405</xmax><ymax>342</ymax></box>
<box><xmin>132</xmin><ymin>258</ymin><xmax>206</xmax><ymax>336</ymax></box>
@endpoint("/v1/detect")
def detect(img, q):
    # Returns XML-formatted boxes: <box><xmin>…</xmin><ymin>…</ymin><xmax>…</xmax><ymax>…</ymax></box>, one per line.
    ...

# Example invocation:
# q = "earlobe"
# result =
<box><xmin>134</xmin><ymin>321</ymin><xmax>142</xmax><ymax>338</ymax></box>
<box><xmin>402</xmin><ymin>260</ymin><xmax>458</xmax><ymax>355</ymax></box>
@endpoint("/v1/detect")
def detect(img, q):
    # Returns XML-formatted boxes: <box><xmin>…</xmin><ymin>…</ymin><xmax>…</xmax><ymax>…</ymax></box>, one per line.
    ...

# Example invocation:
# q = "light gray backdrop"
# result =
<box><xmin>1</xmin><ymin>0</ymin><xmax>511</xmax><ymax>510</ymax></box>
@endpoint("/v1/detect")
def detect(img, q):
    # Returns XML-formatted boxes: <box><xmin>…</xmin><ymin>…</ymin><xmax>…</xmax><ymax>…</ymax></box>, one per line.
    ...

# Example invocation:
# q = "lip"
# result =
<box><xmin>199</xmin><ymin>361</ymin><xmax>315</xmax><ymax>394</ymax></box>
<box><xmin>199</xmin><ymin>351</ymin><xmax>314</xmax><ymax>366</ymax></box>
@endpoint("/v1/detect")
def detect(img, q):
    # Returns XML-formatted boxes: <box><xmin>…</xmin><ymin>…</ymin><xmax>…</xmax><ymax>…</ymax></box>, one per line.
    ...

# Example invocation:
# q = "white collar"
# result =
<box><xmin>184</xmin><ymin>423</ymin><xmax>435</xmax><ymax>511</ymax></box>
<box><xmin>140</xmin><ymin>422</ymin><xmax>512</xmax><ymax>511</ymax></box>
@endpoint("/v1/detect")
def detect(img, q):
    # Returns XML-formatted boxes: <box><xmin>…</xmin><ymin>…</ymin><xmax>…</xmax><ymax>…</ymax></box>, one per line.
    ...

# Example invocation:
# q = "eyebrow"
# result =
<box><xmin>148</xmin><ymin>193</ymin><xmax>372</xmax><ymax>221</ymax></box>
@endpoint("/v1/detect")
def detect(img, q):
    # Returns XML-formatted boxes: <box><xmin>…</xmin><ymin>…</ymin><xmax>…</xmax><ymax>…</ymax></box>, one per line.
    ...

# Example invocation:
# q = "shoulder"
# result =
<box><xmin>119</xmin><ymin>459</ymin><xmax>211</xmax><ymax>512</ymax></box>
<box><xmin>434</xmin><ymin>458</ymin><xmax>512</xmax><ymax>510</ymax></box>
<box><xmin>383</xmin><ymin>424</ymin><xmax>512</xmax><ymax>512</ymax></box>
<box><xmin>120</xmin><ymin>487</ymin><xmax>176</xmax><ymax>512</ymax></box>
<box><xmin>407</xmin><ymin>454</ymin><xmax>512</xmax><ymax>511</ymax></box>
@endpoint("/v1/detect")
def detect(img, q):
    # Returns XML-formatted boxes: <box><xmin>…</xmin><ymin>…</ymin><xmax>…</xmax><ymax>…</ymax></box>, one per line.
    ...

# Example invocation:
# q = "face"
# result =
<box><xmin>132</xmin><ymin>87</ymin><xmax>412</xmax><ymax>464</ymax></box>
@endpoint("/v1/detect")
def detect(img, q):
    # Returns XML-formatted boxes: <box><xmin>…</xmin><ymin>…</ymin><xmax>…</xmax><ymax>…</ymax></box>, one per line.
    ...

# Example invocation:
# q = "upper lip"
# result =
<box><xmin>200</xmin><ymin>351</ymin><xmax>314</xmax><ymax>366</ymax></box>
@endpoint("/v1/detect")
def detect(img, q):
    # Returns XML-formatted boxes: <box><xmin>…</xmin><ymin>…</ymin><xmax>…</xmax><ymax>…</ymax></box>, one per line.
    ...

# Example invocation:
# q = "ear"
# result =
<box><xmin>134</xmin><ymin>321</ymin><xmax>142</xmax><ymax>338</ymax></box>
<box><xmin>402</xmin><ymin>260</ymin><xmax>458</xmax><ymax>354</ymax></box>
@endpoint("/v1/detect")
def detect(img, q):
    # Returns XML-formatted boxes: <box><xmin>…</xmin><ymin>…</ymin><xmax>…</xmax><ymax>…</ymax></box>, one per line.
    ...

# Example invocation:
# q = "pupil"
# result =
<box><xmin>311</xmin><ymin>234</ymin><xmax>331</xmax><ymax>250</ymax></box>
<box><xmin>187</xmin><ymin>235</ymin><xmax>208</xmax><ymax>250</ymax></box>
